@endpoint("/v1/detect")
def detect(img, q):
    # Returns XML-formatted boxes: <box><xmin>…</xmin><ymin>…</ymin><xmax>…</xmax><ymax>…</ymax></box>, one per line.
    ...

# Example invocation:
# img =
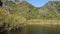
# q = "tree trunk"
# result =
<box><xmin>1</xmin><ymin>0</ymin><xmax>11</xmax><ymax>11</ymax></box>
<box><xmin>2</xmin><ymin>0</ymin><xmax>7</xmax><ymax>8</ymax></box>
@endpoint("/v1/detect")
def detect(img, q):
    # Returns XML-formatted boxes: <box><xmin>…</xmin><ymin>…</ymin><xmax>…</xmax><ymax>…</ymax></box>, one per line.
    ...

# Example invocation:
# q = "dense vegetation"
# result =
<box><xmin>0</xmin><ymin>7</ymin><xmax>26</xmax><ymax>31</ymax></box>
<box><xmin>0</xmin><ymin>0</ymin><xmax>60</xmax><ymax>32</ymax></box>
<box><xmin>7</xmin><ymin>1</ymin><xmax>60</xmax><ymax>20</ymax></box>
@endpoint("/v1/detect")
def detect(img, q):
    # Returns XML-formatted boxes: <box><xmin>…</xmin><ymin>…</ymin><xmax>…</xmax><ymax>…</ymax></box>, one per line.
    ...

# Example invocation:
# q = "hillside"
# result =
<box><xmin>39</xmin><ymin>1</ymin><xmax>60</xmax><ymax>15</ymax></box>
<box><xmin>0</xmin><ymin>0</ymin><xmax>60</xmax><ymax>33</ymax></box>
<box><xmin>38</xmin><ymin>1</ymin><xmax>60</xmax><ymax>19</ymax></box>
<box><xmin>7</xmin><ymin>1</ymin><xmax>60</xmax><ymax>20</ymax></box>
<box><xmin>7</xmin><ymin>1</ymin><xmax>39</xmax><ymax>19</ymax></box>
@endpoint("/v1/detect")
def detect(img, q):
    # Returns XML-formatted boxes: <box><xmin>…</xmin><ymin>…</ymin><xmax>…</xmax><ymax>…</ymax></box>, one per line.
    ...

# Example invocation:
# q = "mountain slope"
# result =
<box><xmin>7</xmin><ymin>1</ymin><xmax>60</xmax><ymax>20</ymax></box>
<box><xmin>38</xmin><ymin>1</ymin><xmax>60</xmax><ymax>19</ymax></box>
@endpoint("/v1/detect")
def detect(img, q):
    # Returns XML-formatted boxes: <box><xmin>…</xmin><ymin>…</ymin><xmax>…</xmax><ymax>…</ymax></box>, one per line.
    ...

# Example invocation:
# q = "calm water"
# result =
<box><xmin>26</xmin><ymin>25</ymin><xmax>60</xmax><ymax>34</ymax></box>
<box><xmin>3</xmin><ymin>25</ymin><xmax>60</xmax><ymax>34</ymax></box>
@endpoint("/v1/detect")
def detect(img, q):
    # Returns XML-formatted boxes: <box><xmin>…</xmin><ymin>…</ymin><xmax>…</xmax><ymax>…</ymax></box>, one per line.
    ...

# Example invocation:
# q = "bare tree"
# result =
<box><xmin>1</xmin><ymin>0</ymin><xmax>12</xmax><ymax>12</ymax></box>
<box><xmin>1</xmin><ymin>0</ymin><xmax>7</xmax><ymax>8</ymax></box>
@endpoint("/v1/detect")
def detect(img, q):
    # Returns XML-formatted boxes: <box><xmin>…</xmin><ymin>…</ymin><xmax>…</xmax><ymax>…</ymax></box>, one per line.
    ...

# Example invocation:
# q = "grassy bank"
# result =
<box><xmin>26</xmin><ymin>19</ymin><xmax>60</xmax><ymax>27</ymax></box>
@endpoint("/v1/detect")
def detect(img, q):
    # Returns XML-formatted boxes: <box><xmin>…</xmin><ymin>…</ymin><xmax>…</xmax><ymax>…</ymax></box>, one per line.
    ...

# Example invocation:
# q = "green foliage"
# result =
<box><xmin>0</xmin><ymin>1</ymin><xmax>60</xmax><ymax>32</ymax></box>
<box><xmin>0</xmin><ymin>7</ymin><xmax>26</xmax><ymax>29</ymax></box>
<box><xmin>0</xmin><ymin>8</ymin><xmax>11</xmax><ymax>26</ymax></box>
<box><xmin>56</xmin><ymin>5</ymin><xmax>60</xmax><ymax>11</ymax></box>
<box><xmin>6</xmin><ymin>1</ymin><xmax>60</xmax><ymax>20</ymax></box>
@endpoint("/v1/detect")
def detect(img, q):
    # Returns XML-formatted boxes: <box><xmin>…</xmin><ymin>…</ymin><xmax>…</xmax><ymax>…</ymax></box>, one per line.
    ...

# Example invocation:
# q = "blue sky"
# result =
<box><xmin>26</xmin><ymin>0</ymin><xmax>49</xmax><ymax>7</ymax></box>
<box><xmin>9</xmin><ymin>0</ymin><xmax>60</xmax><ymax>7</ymax></box>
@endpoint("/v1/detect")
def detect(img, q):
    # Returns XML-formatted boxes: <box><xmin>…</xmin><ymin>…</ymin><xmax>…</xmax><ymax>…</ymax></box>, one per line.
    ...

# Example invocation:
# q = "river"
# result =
<box><xmin>2</xmin><ymin>25</ymin><xmax>60</xmax><ymax>34</ymax></box>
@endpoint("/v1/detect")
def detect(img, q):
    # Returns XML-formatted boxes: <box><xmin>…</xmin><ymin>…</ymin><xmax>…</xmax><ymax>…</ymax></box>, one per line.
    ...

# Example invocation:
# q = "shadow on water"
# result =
<box><xmin>0</xmin><ymin>25</ymin><xmax>60</xmax><ymax>34</ymax></box>
<box><xmin>0</xmin><ymin>26</ymin><xmax>24</xmax><ymax>34</ymax></box>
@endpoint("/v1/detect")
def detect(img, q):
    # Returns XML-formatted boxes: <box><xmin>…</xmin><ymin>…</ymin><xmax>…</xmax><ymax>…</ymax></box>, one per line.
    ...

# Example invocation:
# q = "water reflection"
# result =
<box><xmin>0</xmin><ymin>25</ymin><xmax>60</xmax><ymax>34</ymax></box>
<box><xmin>26</xmin><ymin>25</ymin><xmax>60</xmax><ymax>34</ymax></box>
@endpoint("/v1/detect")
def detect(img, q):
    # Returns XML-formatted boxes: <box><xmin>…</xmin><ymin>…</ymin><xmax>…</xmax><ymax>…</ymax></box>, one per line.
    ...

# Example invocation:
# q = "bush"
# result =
<box><xmin>0</xmin><ymin>7</ymin><xmax>26</xmax><ymax>31</ymax></box>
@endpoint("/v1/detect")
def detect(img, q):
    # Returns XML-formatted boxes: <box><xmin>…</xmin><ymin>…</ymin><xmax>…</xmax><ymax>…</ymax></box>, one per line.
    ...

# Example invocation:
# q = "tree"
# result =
<box><xmin>1</xmin><ymin>0</ymin><xmax>6</xmax><ymax>8</ymax></box>
<box><xmin>0</xmin><ymin>7</ymin><xmax>26</xmax><ymax>31</ymax></box>
<box><xmin>14</xmin><ymin>0</ymin><xmax>26</xmax><ymax>4</ymax></box>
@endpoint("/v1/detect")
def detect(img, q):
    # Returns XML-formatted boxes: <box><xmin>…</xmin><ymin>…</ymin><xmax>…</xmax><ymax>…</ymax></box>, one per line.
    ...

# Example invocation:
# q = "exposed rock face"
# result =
<box><xmin>0</xmin><ymin>0</ymin><xmax>12</xmax><ymax>12</ymax></box>
<box><xmin>1</xmin><ymin>0</ymin><xmax>7</xmax><ymax>8</ymax></box>
<box><xmin>39</xmin><ymin>1</ymin><xmax>60</xmax><ymax>16</ymax></box>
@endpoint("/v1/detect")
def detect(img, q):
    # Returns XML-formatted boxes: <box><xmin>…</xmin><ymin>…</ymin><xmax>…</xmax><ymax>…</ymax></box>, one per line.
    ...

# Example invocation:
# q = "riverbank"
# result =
<box><xmin>27</xmin><ymin>19</ymin><xmax>60</xmax><ymax>25</ymax></box>
<box><xmin>24</xmin><ymin>19</ymin><xmax>60</xmax><ymax>34</ymax></box>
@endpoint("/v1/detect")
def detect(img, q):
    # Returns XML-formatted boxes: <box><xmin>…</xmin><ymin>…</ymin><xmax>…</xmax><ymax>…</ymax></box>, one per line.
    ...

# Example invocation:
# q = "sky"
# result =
<box><xmin>26</xmin><ymin>0</ymin><xmax>49</xmax><ymax>7</ymax></box>
<box><xmin>8</xmin><ymin>0</ymin><xmax>60</xmax><ymax>7</ymax></box>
